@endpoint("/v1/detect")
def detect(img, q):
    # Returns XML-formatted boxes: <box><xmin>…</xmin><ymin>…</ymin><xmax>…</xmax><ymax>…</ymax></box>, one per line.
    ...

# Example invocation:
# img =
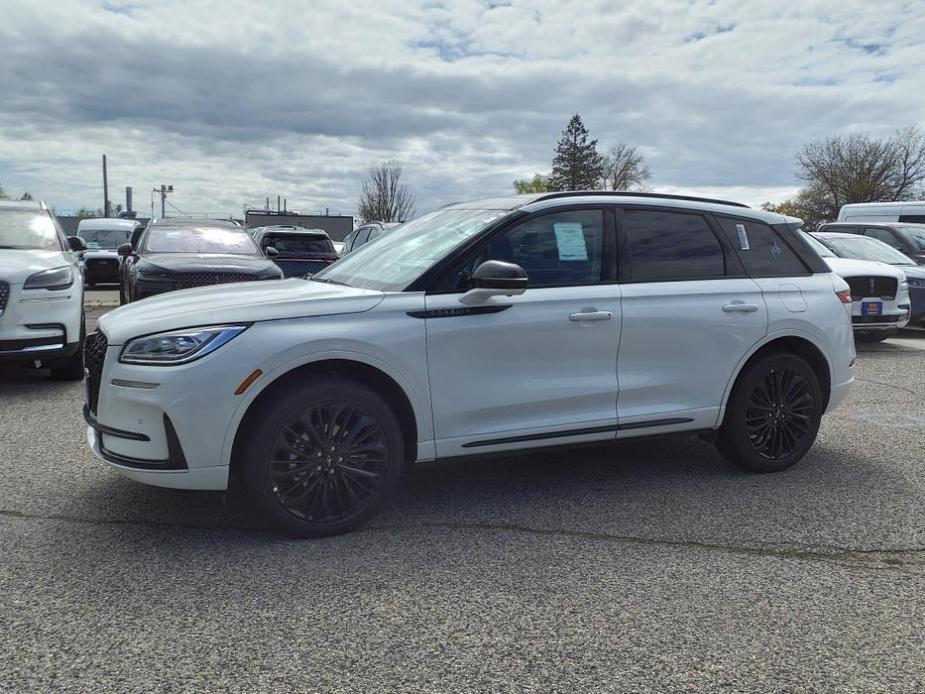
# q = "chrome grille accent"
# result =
<box><xmin>0</xmin><ymin>282</ymin><xmax>8</xmax><ymax>315</ymax></box>
<box><xmin>84</xmin><ymin>331</ymin><xmax>109</xmax><ymax>414</ymax></box>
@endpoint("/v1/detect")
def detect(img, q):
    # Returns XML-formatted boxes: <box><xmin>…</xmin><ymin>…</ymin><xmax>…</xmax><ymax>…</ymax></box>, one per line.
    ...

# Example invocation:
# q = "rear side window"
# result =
<box><xmin>716</xmin><ymin>217</ymin><xmax>808</xmax><ymax>277</ymax></box>
<box><xmin>623</xmin><ymin>209</ymin><xmax>724</xmax><ymax>281</ymax></box>
<box><xmin>264</xmin><ymin>235</ymin><xmax>334</xmax><ymax>255</ymax></box>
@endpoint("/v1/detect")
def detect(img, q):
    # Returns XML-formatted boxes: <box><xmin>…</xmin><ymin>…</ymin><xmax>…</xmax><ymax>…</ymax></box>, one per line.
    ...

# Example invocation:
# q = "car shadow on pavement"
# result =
<box><xmin>51</xmin><ymin>430</ymin><xmax>900</xmax><ymax>550</ymax></box>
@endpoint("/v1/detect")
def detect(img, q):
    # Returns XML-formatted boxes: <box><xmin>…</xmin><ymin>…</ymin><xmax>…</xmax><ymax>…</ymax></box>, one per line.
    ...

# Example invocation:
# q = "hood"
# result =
<box><xmin>0</xmin><ymin>249</ymin><xmax>72</xmax><ymax>284</ymax></box>
<box><xmin>823</xmin><ymin>256</ymin><xmax>904</xmax><ymax>280</ymax></box>
<box><xmin>98</xmin><ymin>278</ymin><xmax>385</xmax><ymax>345</ymax></box>
<box><xmin>141</xmin><ymin>253</ymin><xmax>278</xmax><ymax>274</ymax></box>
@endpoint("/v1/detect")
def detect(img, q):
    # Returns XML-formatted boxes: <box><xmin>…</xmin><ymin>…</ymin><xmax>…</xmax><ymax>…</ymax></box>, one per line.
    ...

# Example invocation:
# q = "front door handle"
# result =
<box><xmin>569</xmin><ymin>310</ymin><xmax>613</xmax><ymax>322</ymax></box>
<box><xmin>722</xmin><ymin>302</ymin><xmax>759</xmax><ymax>313</ymax></box>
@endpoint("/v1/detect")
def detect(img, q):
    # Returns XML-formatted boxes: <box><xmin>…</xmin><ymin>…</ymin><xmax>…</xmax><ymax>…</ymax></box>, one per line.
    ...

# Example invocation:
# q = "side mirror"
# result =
<box><xmin>459</xmin><ymin>260</ymin><xmax>528</xmax><ymax>305</ymax></box>
<box><xmin>67</xmin><ymin>236</ymin><xmax>87</xmax><ymax>253</ymax></box>
<box><xmin>117</xmin><ymin>243</ymin><xmax>134</xmax><ymax>257</ymax></box>
<box><xmin>265</xmin><ymin>246</ymin><xmax>279</xmax><ymax>258</ymax></box>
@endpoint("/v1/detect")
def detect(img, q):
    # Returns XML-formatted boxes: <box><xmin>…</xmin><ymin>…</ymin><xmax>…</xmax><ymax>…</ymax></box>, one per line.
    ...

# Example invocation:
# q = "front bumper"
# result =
<box><xmin>83</xmin><ymin>257</ymin><xmax>120</xmax><ymax>284</ymax></box>
<box><xmin>0</xmin><ymin>281</ymin><xmax>83</xmax><ymax>363</ymax></box>
<box><xmin>85</xmin><ymin>331</ymin><xmax>263</xmax><ymax>490</ymax></box>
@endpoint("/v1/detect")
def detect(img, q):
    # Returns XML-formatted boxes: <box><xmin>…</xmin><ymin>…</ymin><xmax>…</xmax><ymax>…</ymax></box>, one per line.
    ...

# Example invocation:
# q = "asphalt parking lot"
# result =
<box><xmin>1</xmin><ymin>288</ymin><xmax>924</xmax><ymax>693</ymax></box>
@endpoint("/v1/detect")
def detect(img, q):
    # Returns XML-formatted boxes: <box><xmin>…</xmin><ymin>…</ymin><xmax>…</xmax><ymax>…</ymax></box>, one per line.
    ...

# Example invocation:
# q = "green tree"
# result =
<box><xmin>762</xmin><ymin>185</ymin><xmax>831</xmax><ymax>231</ymax></box>
<box><xmin>549</xmin><ymin>114</ymin><xmax>604</xmax><ymax>191</ymax></box>
<box><xmin>513</xmin><ymin>173</ymin><xmax>553</xmax><ymax>194</ymax></box>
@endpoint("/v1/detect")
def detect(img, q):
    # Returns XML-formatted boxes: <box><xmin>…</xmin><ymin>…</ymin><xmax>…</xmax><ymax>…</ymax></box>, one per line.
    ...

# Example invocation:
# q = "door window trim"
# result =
<box><xmin>424</xmin><ymin>204</ymin><xmax>617</xmax><ymax>294</ymax></box>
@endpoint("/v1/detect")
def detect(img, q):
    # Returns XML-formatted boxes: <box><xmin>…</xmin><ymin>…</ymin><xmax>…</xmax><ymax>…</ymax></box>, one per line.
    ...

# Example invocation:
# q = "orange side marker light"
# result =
<box><xmin>235</xmin><ymin>369</ymin><xmax>263</xmax><ymax>395</ymax></box>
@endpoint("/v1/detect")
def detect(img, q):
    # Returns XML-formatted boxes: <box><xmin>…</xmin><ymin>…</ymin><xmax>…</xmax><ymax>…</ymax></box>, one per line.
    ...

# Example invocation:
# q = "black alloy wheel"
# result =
<box><xmin>268</xmin><ymin>401</ymin><xmax>391</xmax><ymax>523</ymax></box>
<box><xmin>744</xmin><ymin>366</ymin><xmax>814</xmax><ymax>461</ymax></box>
<box><xmin>240</xmin><ymin>377</ymin><xmax>405</xmax><ymax>537</ymax></box>
<box><xmin>716</xmin><ymin>352</ymin><xmax>822</xmax><ymax>473</ymax></box>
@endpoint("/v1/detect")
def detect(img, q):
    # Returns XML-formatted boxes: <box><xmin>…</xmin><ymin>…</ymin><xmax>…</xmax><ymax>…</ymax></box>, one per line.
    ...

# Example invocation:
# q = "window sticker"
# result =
<box><xmin>736</xmin><ymin>223</ymin><xmax>750</xmax><ymax>251</ymax></box>
<box><xmin>770</xmin><ymin>240</ymin><xmax>783</xmax><ymax>259</ymax></box>
<box><xmin>553</xmin><ymin>223</ymin><xmax>588</xmax><ymax>261</ymax></box>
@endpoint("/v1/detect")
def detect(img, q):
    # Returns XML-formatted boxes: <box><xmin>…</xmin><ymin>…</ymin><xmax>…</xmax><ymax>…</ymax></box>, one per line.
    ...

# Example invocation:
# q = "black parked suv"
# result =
<box><xmin>118</xmin><ymin>220</ymin><xmax>282</xmax><ymax>303</ymax></box>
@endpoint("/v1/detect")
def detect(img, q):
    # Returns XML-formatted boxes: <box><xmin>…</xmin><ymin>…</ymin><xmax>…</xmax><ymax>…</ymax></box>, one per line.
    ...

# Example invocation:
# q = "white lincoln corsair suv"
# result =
<box><xmin>84</xmin><ymin>192</ymin><xmax>856</xmax><ymax>536</ymax></box>
<box><xmin>0</xmin><ymin>200</ymin><xmax>87</xmax><ymax>380</ymax></box>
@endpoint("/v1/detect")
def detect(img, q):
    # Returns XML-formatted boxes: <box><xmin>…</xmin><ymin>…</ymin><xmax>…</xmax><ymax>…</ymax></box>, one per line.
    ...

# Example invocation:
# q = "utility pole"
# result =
<box><xmin>102</xmin><ymin>154</ymin><xmax>110</xmax><ymax>217</ymax></box>
<box><xmin>152</xmin><ymin>184</ymin><xmax>173</xmax><ymax>219</ymax></box>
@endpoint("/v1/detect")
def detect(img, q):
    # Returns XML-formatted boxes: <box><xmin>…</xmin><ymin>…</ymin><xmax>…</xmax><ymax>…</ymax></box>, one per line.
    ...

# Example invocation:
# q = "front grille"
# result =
<box><xmin>174</xmin><ymin>272</ymin><xmax>259</xmax><ymax>290</ymax></box>
<box><xmin>0</xmin><ymin>281</ymin><xmax>8</xmax><ymax>314</ymax></box>
<box><xmin>845</xmin><ymin>276</ymin><xmax>897</xmax><ymax>301</ymax></box>
<box><xmin>84</xmin><ymin>331</ymin><xmax>108</xmax><ymax>413</ymax></box>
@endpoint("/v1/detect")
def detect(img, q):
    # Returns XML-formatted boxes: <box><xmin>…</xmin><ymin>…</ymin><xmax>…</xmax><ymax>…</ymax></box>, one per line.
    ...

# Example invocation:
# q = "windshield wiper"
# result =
<box><xmin>309</xmin><ymin>275</ymin><xmax>350</xmax><ymax>286</ymax></box>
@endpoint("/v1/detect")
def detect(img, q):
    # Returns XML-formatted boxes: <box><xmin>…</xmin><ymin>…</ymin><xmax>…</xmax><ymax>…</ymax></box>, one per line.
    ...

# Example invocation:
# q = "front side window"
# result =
<box><xmin>716</xmin><ymin>216</ymin><xmax>808</xmax><ymax>277</ymax></box>
<box><xmin>864</xmin><ymin>227</ymin><xmax>902</xmax><ymax>249</ymax></box>
<box><xmin>144</xmin><ymin>226</ymin><xmax>260</xmax><ymax>256</ymax></box>
<box><xmin>623</xmin><ymin>209</ymin><xmax>724</xmax><ymax>281</ymax></box>
<box><xmin>0</xmin><ymin>210</ymin><xmax>62</xmax><ymax>250</ymax></box>
<box><xmin>900</xmin><ymin>226</ymin><xmax>925</xmax><ymax>251</ymax></box>
<box><xmin>441</xmin><ymin>209</ymin><xmax>605</xmax><ymax>290</ymax></box>
<box><xmin>313</xmin><ymin>208</ymin><xmax>507</xmax><ymax>291</ymax></box>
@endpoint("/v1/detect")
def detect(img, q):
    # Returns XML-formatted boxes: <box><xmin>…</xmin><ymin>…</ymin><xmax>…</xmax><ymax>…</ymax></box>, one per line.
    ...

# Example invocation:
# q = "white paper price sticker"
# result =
<box><xmin>553</xmin><ymin>223</ymin><xmax>588</xmax><ymax>261</ymax></box>
<box><xmin>736</xmin><ymin>223</ymin><xmax>750</xmax><ymax>251</ymax></box>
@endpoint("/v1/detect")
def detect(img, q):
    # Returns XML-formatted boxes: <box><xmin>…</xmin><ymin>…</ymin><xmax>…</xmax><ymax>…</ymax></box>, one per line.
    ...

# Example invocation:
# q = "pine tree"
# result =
<box><xmin>549</xmin><ymin>114</ymin><xmax>604</xmax><ymax>191</ymax></box>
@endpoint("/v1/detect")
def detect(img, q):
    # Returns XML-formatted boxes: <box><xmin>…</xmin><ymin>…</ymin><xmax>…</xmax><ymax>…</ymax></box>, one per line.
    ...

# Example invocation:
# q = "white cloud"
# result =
<box><xmin>0</xmin><ymin>0</ymin><xmax>922</xmax><ymax>217</ymax></box>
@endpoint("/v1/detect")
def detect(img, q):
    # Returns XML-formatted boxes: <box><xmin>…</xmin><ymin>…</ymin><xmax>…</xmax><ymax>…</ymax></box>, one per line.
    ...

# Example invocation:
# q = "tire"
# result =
<box><xmin>50</xmin><ymin>314</ymin><xmax>86</xmax><ymax>382</ymax></box>
<box><xmin>716</xmin><ymin>352</ymin><xmax>822</xmax><ymax>473</ymax></box>
<box><xmin>119</xmin><ymin>285</ymin><xmax>127</xmax><ymax>305</ymax></box>
<box><xmin>239</xmin><ymin>377</ymin><xmax>406</xmax><ymax>537</ymax></box>
<box><xmin>856</xmin><ymin>331</ymin><xmax>892</xmax><ymax>343</ymax></box>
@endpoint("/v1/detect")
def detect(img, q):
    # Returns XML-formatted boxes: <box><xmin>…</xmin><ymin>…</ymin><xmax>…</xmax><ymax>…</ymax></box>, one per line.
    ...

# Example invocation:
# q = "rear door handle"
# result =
<box><xmin>722</xmin><ymin>302</ymin><xmax>759</xmax><ymax>313</ymax></box>
<box><xmin>569</xmin><ymin>310</ymin><xmax>613</xmax><ymax>322</ymax></box>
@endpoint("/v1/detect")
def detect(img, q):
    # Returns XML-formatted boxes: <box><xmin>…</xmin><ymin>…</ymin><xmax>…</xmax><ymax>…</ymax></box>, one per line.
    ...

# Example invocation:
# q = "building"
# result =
<box><xmin>245</xmin><ymin>210</ymin><xmax>354</xmax><ymax>241</ymax></box>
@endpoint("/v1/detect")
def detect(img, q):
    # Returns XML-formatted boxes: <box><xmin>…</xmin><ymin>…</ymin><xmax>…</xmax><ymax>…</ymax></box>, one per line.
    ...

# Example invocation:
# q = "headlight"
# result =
<box><xmin>119</xmin><ymin>325</ymin><xmax>249</xmax><ymax>365</ymax></box>
<box><xmin>907</xmin><ymin>277</ymin><xmax>925</xmax><ymax>288</ymax></box>
<box><xmin>900</xmin><ymin>279</ymin><xmax>909</xmax><ymax>291</ymax></box>
<box><xmin>23</xmin><ymin>266</ymin><xmax>74</xmax><ymax>290</ymax></box>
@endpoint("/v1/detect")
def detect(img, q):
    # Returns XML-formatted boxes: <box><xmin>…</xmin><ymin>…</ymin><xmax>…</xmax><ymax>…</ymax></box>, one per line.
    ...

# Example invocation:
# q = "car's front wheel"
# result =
<box><xmin>716</xmin><ymin>351</ymin><xmax>822</xmax><ymax>473</ymax></box>
<box><xmin>239</xmin><ymin>377</ymin><xmax>406</xmax><ymax>537</ymax></box>
<box><xmin>50</xmin><ymin>313</ymin><xmax>86</xmax><ymax>382</ymax></box>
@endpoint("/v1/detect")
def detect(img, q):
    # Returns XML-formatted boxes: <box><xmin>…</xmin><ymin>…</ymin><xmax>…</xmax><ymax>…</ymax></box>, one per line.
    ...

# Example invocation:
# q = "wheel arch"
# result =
<box><xmin>227</xmin><ymin>357</ymin><xmax>422</xmax><ymax>480</ymax></box>
<box><xmin>719</xmin><ymin>332</ymin><xmax>832</xmax><ymax>425</ymax></box>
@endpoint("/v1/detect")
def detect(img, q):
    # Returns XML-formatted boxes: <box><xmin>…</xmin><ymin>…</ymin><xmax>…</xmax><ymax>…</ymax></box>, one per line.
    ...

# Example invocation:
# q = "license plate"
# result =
<box><xmin>862</xmin><ymin>301</ymin><xmax>882</xmax><ymax>316</ymax></box>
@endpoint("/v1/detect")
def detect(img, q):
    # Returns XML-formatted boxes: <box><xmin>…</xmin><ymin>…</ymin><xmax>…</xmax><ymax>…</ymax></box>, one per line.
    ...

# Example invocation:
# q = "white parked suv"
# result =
<box><xmin>0</xmin><ymin>200</ymin><xmax>87</xmax><ymax>380</ymax></box>
<box><xmin>84</xmin><ymin>192</ymin><xmax>856</xmax><ymax>536</ymax></box>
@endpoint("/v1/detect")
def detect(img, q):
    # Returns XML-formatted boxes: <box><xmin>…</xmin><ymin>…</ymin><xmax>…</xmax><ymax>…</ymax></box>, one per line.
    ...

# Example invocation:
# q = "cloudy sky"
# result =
<box><xmin>0</xmin><ymin>0</ymin><xmax>923</xmax><ymax>219</ymax></box>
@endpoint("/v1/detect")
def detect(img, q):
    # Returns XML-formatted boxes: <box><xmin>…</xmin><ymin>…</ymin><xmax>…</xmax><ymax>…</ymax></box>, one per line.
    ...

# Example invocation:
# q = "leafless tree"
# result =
<box><xmin>795</xmin><ymin>127</ymin><xmax>925</xmax><ymax>221</ymax></box>
<box><xmin>600</xmin><ymin>143</ymin><xmax>651</xmax><ymax>191</ymax></box>
<box><xmin>357</xmin><ymin>160</ymin><xmax>415</xmax><ymax>223</ymax></box>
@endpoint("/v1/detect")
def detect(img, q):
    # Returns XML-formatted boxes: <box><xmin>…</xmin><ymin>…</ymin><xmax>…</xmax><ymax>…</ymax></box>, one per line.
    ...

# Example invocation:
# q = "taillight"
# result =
<box><xmin>836</xmin><ymin>289</ymin><xmax>852</xmax><ymax>304</ymax></box>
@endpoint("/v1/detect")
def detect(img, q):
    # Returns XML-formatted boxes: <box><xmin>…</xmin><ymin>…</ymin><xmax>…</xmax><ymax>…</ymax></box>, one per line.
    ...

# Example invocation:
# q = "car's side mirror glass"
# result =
<box><xmin>459</xmin><ymin>260</ymin><xmax>528</xmax><ymax>305</ymax></box>
<box><xmin>265</xmin><ymin>246</ymin><xmax>279</xmax><ymax>258</ymax></box>
<box><xmin>117</xmin><ymin>243</ymin><xmax>134</xmax><ymax>257</ymax></box>
<box><xmin>67</xmin><ymin>236</ymin><xmax>87</xmax><ymax>253</ymax></box>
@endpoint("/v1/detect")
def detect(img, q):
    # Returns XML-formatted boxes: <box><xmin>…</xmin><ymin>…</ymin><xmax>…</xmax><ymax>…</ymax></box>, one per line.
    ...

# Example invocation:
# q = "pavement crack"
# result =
<box><xmin>376</xmin><ymin>521</ymin><xmax>925</xmax><ymax>571</ymax></box>
<box><xmin>853</xmin><ymin>377</ymin><xmax>919</xmax><ymax>395</ymax></box>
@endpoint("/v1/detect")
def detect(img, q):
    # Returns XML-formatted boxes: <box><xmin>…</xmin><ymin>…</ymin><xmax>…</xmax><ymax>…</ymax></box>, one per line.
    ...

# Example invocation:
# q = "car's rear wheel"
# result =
<box><xmin>716</xmin><ymin>352</ymin><xmax>822</xmax><ymax>473</ymax></box>
<box><xmin>239</xmin><ymin>377</ymin><xmax>405</xmax><ymax>537</ymax></box>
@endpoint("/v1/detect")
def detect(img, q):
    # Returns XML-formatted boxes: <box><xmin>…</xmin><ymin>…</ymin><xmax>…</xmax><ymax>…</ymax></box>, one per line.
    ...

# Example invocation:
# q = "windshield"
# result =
<box><xmin>313</xmin><ymin>208</ymin><xmax>507</xmax><ymax>290</ymax></box>
<box><xmin>802</xmin><ymin>231</ymin><xmax>836</xmax><ymax>258</ymax></box>
<box><xmin>78</xmin><ymin>228</ymin><xmax>133</xmax><ymax>249</ymax></box>
<box><xmin>263</xmin><ymin>234</ymin><xmax>335</xmax><ymax>256</ymax></box>
<box><xmin>902</xmin><ymin>225</ymin><xmax>925</xmax><ymax>251</ymax></box>
<box><xmin>0</xmin><ymin>210</ymin><xmax>61</xmax><ymax>250</ymax></box>
<box><xmin>145</xmin><ymin>226</ymin><xmax>260</xmax><ymax>255</ymax></box>
<box><xmin>821</xmin><ymin>235</ymin><xmax>915</xmax><ymax>265</ymax></box>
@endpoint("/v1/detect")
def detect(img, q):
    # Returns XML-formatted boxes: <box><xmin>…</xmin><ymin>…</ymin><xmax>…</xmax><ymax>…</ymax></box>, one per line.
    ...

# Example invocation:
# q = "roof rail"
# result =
<box><xmin>531</xmin><ymin>191</ymin><xmax>751</xmax><ymax>209</ymax></box>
